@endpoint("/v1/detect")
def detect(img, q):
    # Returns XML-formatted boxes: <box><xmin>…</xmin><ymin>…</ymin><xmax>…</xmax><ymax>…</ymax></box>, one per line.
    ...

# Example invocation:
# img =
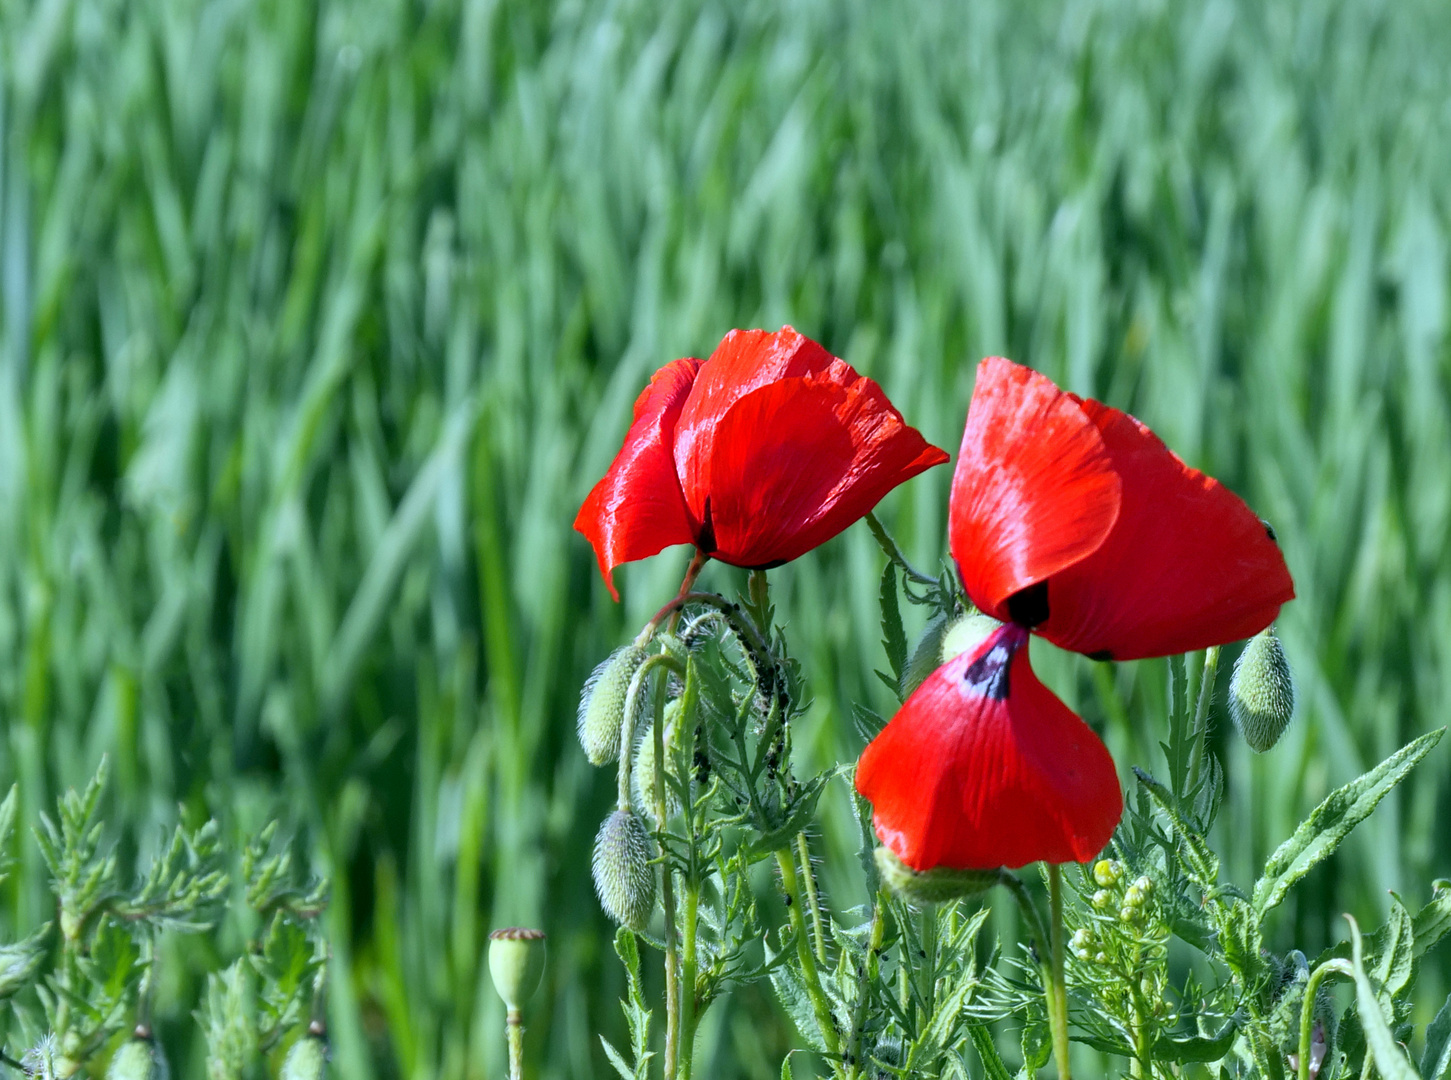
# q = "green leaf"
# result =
<box><xmin>599</xmin><ymin>1037</ymin><xmax>636</xmax><ymax>1080</ymax></box>
<box><xmin>764</xmin><ymin>936</ymin><xmax>829</xmax><ymax>1054</ymax></box>
<box><xmin>1347</xmin><ymin>915</ymin><xmax>1419</xmax><ymax>1080</ymax></box>
<box><xmin>0</xmin><ymin>924</ymin><xmax>49</xmax><ymax>999</ymax></box>
<box><xmin>1423</xmin><ymin>994</ymin><xmax>1451</xmax><ymax>1079</ymax></box>
<box><xmin>1020</xmin><ymin>1017</ymin><xmax>1051</xmax><ymax>1074</ymax></box>
<box><xmin>969</xmin><ymin>1026</ymin><xmax>1015</xmax><ymax>1080</ymax></box>
<box><xmin>744</xmin><ymin>776</ymin><xmax>829</xmax><ymax>859</ymax></box>
<box><xmin>780</xmin><ymin>1054</ymin><xmax>794</xmax><ymax>1080</ymax></box>
<box><xmin>1153</xmin><ymin>1018</ymin><xmax>1240</xmax><ymax>1063</ymax></box>
<box><xmin>879</xmin><ymin>563</ymin><xmax>906</xmax><ymax>687</ymax></box>
<box><xmin>1253</xmin><ymin>728</ymin><xmax>1444</xmax><ymax>916</ymax></box>
<box><xmin>1411</xmin><ymin>881</ymin><xmax>1451</xmax><ymax>960</ymax></box>
<box><xmin>1373</xmin><ymin>895</ymin><xmax>1415</xmax><ymax>1001</ymax></box>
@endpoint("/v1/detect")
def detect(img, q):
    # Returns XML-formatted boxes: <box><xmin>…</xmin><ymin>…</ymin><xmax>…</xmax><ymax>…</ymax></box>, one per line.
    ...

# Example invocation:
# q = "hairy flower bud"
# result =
<box><xmin>632</xmin><ymin>702</ymin><xmax>684</xmax><ymax>823</ymax></box>
<box><xmin>107</xmin><ymin>1029</ymin><xmax>170</xmax><ymax>1080</ymax></box>
<box><xmin>940</xmin><ymin>612</ymin><xmax>1004</xmax><ymax>664</ymax></box>
<box><xmin>901</xmin><ymin>612</ymin><xmax>950</xmax><ymax>698</ymax></box>
<box><xmin>1230</xmin><ymin>626</ymin><xmax>1295</xmax><ymax>752</ymax></box>
<box><xmin>488</xmin><ymin>928</ymin><xmax>547</xmax><ymax>1013</ymax></box>
<box><xmin>280</xmin><ymin>1028</ymin><xmax>328</xmax><ymax>1080</ymax></box>
<box><xmin>874</xmin><ymin>847</ymin><xmax>1000</xmax><ymax>904</ymax></box>
<box><xmin>868</xmin><ymin>1036</ymin><xmax>905</xmax><ymax>1078</ymax></box>
<box><xmin>578</xmin><ymin>645</ymin><xmax>649</xmax><ymax>765</ymax></box>
<box><xmin>592</xmin><ymin>809</ymin><xmax>656</xmax><ymax>930</ymax></box>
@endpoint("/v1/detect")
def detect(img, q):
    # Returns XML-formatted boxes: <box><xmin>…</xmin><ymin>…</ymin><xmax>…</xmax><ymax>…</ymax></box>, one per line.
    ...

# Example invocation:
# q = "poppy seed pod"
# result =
<box><xmin>578</xmin><ymin>644</ymin><xmax>649</xmax><ymax>766</ymax></box>
<box><xmin>632</xmin><ymin>702</ymin><xmax>684</xmax><ymax>823</ymax></box>
<box><xmin>280</xmin><ymin>1030</ymin><xmax>328</xmax><ymax>1080</ymax></box>
<box><xmin>592</xmin><ymin>809</ymin><xmax>657</xmax><ymax>930</ymax></box>
<box><xmin>106</xmin><ymin>1030</ymin><xmax>169</xmax><ymax>1080</ymax></box>
<box><xmin>874</xmin><ymin>846</ymin><xmax>1000</xmax><ymax>904</ymax></box>
<box><xmin>488</xmin><ymin>928</ymin><xmax>547</xmax><ymax>1013</ymax></box>
<box><xmin>1230</xmin><ymin>626</ymin><xmax>1295</xmax><ymax>752</ymax></box>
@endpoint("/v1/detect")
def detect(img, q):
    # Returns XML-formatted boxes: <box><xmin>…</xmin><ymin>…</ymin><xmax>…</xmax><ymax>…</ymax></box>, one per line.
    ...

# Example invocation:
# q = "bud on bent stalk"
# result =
<box><xmin>280</xmin><ymin>1030</ymin><xmax>329</xmax><ymax>1080</ymax></box>
<box><xmin>578</xmin><ymin>644</ymin><xmax>650</xmax><ymax>765</ymax></box>
<box><xmin>874</xmin><ymin>847</ymin><xmax>1000</xmax><ymax>904</ymax></box>
<box><xmin>488</xmin><ymin>928</ymin><xmax>547</xmax><ymax>1014</ymax></box>
<box><xmin>592</xmin><ymin>809</ymin><xmax>657</xmax><ymax>930</ymax></box>
<box><xmin>106</xmin><ymin>1029</ymin><xmax>170</xmax><ymax>1080</ymax></box>
<box><xmin>1229</xmin><ymin>626</ymin><xmax>1295</xmax><ymax>753</ymax></box>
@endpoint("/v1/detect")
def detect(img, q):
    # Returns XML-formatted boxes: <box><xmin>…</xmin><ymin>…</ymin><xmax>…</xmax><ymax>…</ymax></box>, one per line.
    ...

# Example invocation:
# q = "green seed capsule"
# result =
<box><xmin>592</xmin><ymin>809</ymin><xmax>657</xmax><ymax>930</ymax></box>
<box><xmin>280</xmin><ymin>1031</ymin><xmax>328</xmax><ymax>1080</ymax></box>
<box><xmin>106</xmin><ymin>1031</ymin><xmax>169</xmax><ymax>1080</ymax></box>
<box><xmin>874</xmin><ymin>847</ymin><xmax>1000</xmax><ymax>904</ymax></box>
<box><xmin>940</xmin><ymin>613</ymin><xmax>1004</xmax><ymax>663</ymax></box>
<box><xmin>488</xmin><ymin>928</ymin><xmax>547</xmax><ymax>1013</ymax></box>
<box><xmin>901</xmin><ymin>612</ymin><xmax>951</xmax><ymax>698</ymax></box>
<box><xmin>578</xmin><ymin>645</ymin><xmax>649</xmax><ymax>765</ymax></box>
<box><xmin>1229</xmin><ymin>626</ymin><xmax>1295</xmax><ymax>753</ymax></box>
<box><xmin>632</xmin><ymin>702</ymin><xmax>684</xmax><ymax>823</ymax></box>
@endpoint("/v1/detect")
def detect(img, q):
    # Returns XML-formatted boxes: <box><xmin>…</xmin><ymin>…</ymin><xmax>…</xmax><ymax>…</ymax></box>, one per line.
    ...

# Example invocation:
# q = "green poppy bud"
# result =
<box><xmin>592</xmin><ymin>810</ymin><xmax>656</xmax><ymax>930</ymax></box>
<box><xmin>1229</xmin><ymin>626</ymin><xmax>1295</xmax><ymax>753</ymax></box>
<box><xmin>106</xmin><ymin>1029</ymin><xmax>169</xmax><ymax>1080</ymax></box>
<box><xmin>632</xmin><ymin>702</ymin><xmax>684</xmax><ymax>823</ymax></box>
<box><xmin>488</xmin><ymin>928</ymin><xmax>547</xmax><ymax>1014</ymax></box>
<box><xmin>874</xmin><ymin>847</ymin><xmax>1000</xmax><ymax>905</ymax></box>
<box><xmin>280</xmin><ymin>1029</ymin><xmax>329</xmax><ymax>1080</ymax></box>
<box><xmin>578</xmin><ymin>644</ymin><xmax>649</xmax><ymax>765</ymax></box>
<box><xmin>868</xmin><ymin>1036</ymin><xmax>904</xmax><ymax>1078</ymax></box>
<box><xmin>901</xmin><ymin>612</ymin><xmax>950</xmax><ymax>698</ymax></box>
<box><xmin>940</xmin><ymin>613</ymin><xmax>1004</xmax><ymax>664</ymax></box>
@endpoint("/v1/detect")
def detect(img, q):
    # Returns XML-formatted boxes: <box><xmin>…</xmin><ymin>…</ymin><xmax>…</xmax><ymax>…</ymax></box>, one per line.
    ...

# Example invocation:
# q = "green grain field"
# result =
<box><xmin>3</xmin><ymin>0</ymin><xmax>1451</xmax><ymax>1075</ymax></box>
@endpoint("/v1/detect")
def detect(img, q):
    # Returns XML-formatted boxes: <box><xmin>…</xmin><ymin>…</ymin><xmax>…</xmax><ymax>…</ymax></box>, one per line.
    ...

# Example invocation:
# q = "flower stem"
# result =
<box><xmin>654</xmin><ymin>671</ymin><xmax>681</xmax><ymax>1079</ymax></box>
<box><xmin>865</xmin><ymin>512</ymin><xmax>938</xmax><ymax>586</ymax></box>
<box><xmin>1299</xmin><ymin>960</ymin><xmax>1352</xmax><ymax>1080</ymax></box>
<box><xmin>1187</xmin><ymin>645</ymin><xmax>1220</xmax><ymax>798</ymax></box>
<box><xmin>678</xmin><ymin>880</ymin><xmax>700</xmax><ymax>1079</ymax></box>
<box><xmin>1048</xmin><ymin>865</ymin><xmax>1071</xmax><ymax>1080</ymax></box>
<box><xmin>846</xmin><ymin>890</ymin><xmax>888</xmax><ymax>1080</ymax></box>
<box><xmin>506</xmin><ymin>1010</ymin><xmax>524</xmax><ymax>1080</ymax></box>
<box><xmin>776</xmin><ymin>847</ymin><xmax>842</xmax><ymax>1069</ymax></box>
<box><xmin>796</xmin><ymin>831</ymin><xmax>827</xmax><ymax>963</ymax></box>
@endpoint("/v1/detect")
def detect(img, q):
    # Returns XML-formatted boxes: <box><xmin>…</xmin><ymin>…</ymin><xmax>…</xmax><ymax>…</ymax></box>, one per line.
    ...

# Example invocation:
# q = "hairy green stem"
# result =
<box><xmin>1187</xmin><ymin>646</ymin><xmax>1220</xmax><ymax>798</ymax></box>
<box><xmin>776</xmin><ymin>848</ymin><xmax>842</xmax><ymax>1069</ymax></box>
<box><xmin>678</xmin><ymin>881</ymin><xmax>700</xmax><ymax>1079</ymax></box>
<box><xmin>797</xmin><ymin>831</ymin><xmax>827</xmax><ymax>963</ymax></box>
<box><xmin>846</xmin><ymin>891</ymin><xmax>888</xmax><ymax>1080</ymax></box>
<box><xmin>1299</xmin><ymin>960</ymin><xmax>1353</xmax><ymax>1080</ymax></box>
<box><xmin>1048</xmin><ymin>865</ymin><xmax>1071</xmax><ymax>1080</ymax></box>
<box><xmin>653</xmin><ymin>670</ymin><xmax>681</xmax><ymax>1079</ymax></box>
<box><xmin>865</xmin><ymin>512</ymin><xmax>938</xmax><ymax>586</ymax></box>
<box><xmin>506</xmin><ymin>1010</ymin><xmax>524</xmax><ymax>1080</ymax></box>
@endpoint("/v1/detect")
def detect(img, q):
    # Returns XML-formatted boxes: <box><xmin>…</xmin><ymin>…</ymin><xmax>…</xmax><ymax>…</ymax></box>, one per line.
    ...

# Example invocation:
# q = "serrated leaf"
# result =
<box><xmin>879</xmin><ymin>563</ymin><xmax>907</xmax><ymax>687</ymax></box>
<box><xmin>765</xmin><ymin>937</ymin><xmax>828</xmax><ymax>1053</ymax></box>
<box><xmin>744</xmin><ymin>776</ymin><xmax>829</xmax><ymax>860</ymax></box>
<box><xmin>969</xmin><ymin>1026</ymin><xmax>1015</xmax><ymax>1080</ymax></box>
<box><xmin>1423</xmin><ymin>993</ymin><xmax>1451</xmax><ymax>1079</ymax></box>
<box><xmin>1152</xmin><ymin>1018</ymin><xmax>1239</xmax><ymax>1063</ymax></box>
<box><xmin>0</xmin><ymin>925</ymin><xmax>49</xmax><ymax>999</ymax></box>
<box><xmin>1253</xmin><ymin>729</ymin><xmax>1444</xmax><ymax>916</ymax></box>
<box><xmin>1020</xmin><ymin>1018</ymin><xmax>1051</xmax><ymax>1073</ymax></box>
<box><xmin>600</xmin><ymin>1036</ymin><xmax>637</xmax><ymax>1080</ymax></box>
<box><xmin>781</xmin><ymin>1054</ymin><xmax>794</xmax><ymax>1080</ymax></box>
<box><xmin>1411</xmin><ymin>882</ymin><xmax>1451</xmax><ymax>960</ymax></box>
<box><xmin>1374</xmin><ymin>895</ymin><xmax>1415</xmax><ymax>1000</ymax></box>
<box><xmin>1347</xmin><ymin>915</ymin><xmax>1419</xmax><ymax>1080</ymax></box>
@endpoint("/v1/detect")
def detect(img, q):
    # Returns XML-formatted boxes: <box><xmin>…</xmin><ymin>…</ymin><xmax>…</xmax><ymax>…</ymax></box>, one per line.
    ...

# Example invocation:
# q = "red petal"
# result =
<box><xmin>855</xmin><ymin>624</ymin><xmax>1122</xmax><ymax>871</ymax></box>
<box><xmin>1034</xmin><ymin>400</ymin><xmax>1296</xmax><ymax>660</ymax></box>
<box><xmin>672</xmin><ymin>327</ymin><xmax>837</xmax><ymax>519</ymax></box>
<box><xmin>574</xmin><ymin>358</ymin><xmax>702</xmax><ymax>599</ymax></box>
<box><xmin>949</xmin><ymin>359</ymin><xmax>1122</xmax><ymax>620</ymax></box>
<box><xmin>693</xmin><ymin>363</ymin><xmax>948</xmax><ymax>567</ymax></box>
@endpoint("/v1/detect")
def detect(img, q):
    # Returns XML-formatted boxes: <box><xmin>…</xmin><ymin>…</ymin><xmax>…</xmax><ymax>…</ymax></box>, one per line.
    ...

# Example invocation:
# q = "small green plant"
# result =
<box><xmin>0</xmin><ymin>762</ymin><xmax>329</xmax><ymax>1078</ymax></box>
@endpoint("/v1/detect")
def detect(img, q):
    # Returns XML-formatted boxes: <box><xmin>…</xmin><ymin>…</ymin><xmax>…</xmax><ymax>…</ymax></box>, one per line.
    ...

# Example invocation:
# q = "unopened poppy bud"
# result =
<box><xmin>632</xmin><ymin>702</ymin><xmax>683</xmax><ymax>822</ymax></box>
<box><xmin>578</xmin><ymin>645</ymin><xmax>649</xmax><ymax>765</ymax></box>
<box><xmin>488</xmin><ymin>928</ymin><xmax>546</xmax><ymax>1014</ymax></box>
<box><xmin>868</xmin><ymin>1036</ymin><xmax>904</xmax><ymax>1078</ymax></box>
<box><xmin>873</xmin><ymin>847</ymin><xmax>1000</xmax><ymax>904</ymax></box>
<box><xmin>1092</xmin><ymin>859</ymin><xmax>1122</xmax><ymax>887</ymax></box>
<box><xmin>1230</xmin><ymin>627</ymin><xmax>1295</xmax><ymax>752</ymax></box>
<box><xmin>901</xmin><ymin>612</ymin><xmax>950</xmax><ymax>698</ymax></box>
<box><xmin>280</xmin><ymin>1031</ymin><xmax>328</xmax><ymax>1080</ymax></box>
<box><xmin>106</xmin><ymin>1030</ymin><xmax>170</xmax><ymax>1080</ymax></box>
<box><xmin>940</xmin><ymin>612</ymin><xmax>1004</xmax><ymax>663</ymax></box>
<box><xmin>592</xmin><ymin>810</ymin><xmax>656</xmax><ymax>929</ymax></box>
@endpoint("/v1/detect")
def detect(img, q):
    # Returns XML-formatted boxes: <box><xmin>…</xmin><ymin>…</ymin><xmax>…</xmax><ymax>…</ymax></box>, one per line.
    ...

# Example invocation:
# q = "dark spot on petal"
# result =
<box><xmin>1006</xmin><ymin>581</ymin><xmax>1049</xmax><ymax>628</ymax></box>
<box><xmin>696</xmin><ymin>498</ymin><xmax>716</xmax><ymax>555</ymax></box>
<box><xmin>963</xmin><ymin>640</ymin><xmax>1015</xmax><ymax>700</ymax></box>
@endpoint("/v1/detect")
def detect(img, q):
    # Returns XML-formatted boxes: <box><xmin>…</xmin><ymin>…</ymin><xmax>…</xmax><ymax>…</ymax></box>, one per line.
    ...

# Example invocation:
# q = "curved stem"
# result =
<box><xmin>1047</xmin><ymin>865</ymin><xmax>1071</xmax><ymax>1080</ymax></box>
<box><xmin>1299</xmin><ymin>960</ymin><xmax>1353</xmax><ymax>1080</ymax></box>
<box><xmin>617</xmin><ymin>652</ymin><xmax>684</xmax><ymax>812</ymax></box>
<box><xmin>653</xmin><ymin>670</ymin><xmax>680</xmax><ymax>1079</ymax></box>
<box><xmin>776</xmin><ymin>848</ymin><xmax>842</xmax><ymax>1069</ymax></box>
<box><xmin>797</xmin><ymin>831</ymin><xmax>827</xmax><ymax>963</ymax></box>
<box><xmin>642</xmin><ymin>592</ymin><xmax>771</xmax><ymax>656</ymax></box>
<box><xmin>1188</xmin><ymin>645</ymin><xmax>1220</xmax><ymax>798</ymax></box>
<box><xmin>865</xmin><ymin>512</ymin><xmax>938</xmax><ymax>587</ymax></box>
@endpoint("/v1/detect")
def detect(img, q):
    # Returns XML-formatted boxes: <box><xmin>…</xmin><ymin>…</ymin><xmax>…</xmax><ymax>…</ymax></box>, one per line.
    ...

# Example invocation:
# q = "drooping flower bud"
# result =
<box><xmin>280</xmin><ymin>1026</ymin><xmax>329</xmax><ymax>1080</ymax></box>
<box><xmin>1229</xmin><ymin>626</ymin><xmax>1295</xmax><ymax>753</ymax></box>
<box><xmin>106</xmin><ymin>1028</ymin><xmax>170</xmax><ymax>1080</ymax></box>
<box><xmin>868</xmin><ymin>1036</ymin><xmax>904</xmax><ymax>1079</ymax></box>
<box><xmin>488</xmin><ymin>928</ymin><xmax>547</xmax><ymax>1013</ymax></box>
<box><xmin>578</xmin><ymin>644</ymin><xmax>649</xmax><ymax>765</ymax></box>
<box><xmin>632</xmin><ymin>702</ymin><xmax>683</xmax><ymax>823</ymax></box>
<box><xmin>592</xmin><ymin>810</ymin><xmax>656</xmax><ymax>929</ymax></box>
<box><xmin>874</xmin><ymin>847</ymin><xmax>1000</xmax><ymax>905</ymax></box>
<box><xmin>940</xmin><ymin>612</ymin><xmax>1004</xmax><ymax>663</ymax></box>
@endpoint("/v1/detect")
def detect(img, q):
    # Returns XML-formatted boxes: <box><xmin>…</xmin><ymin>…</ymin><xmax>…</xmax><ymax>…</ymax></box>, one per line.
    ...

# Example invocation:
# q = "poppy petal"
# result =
<box><xmin>1034</xmin><ymin>400</ymin><xmax>1296</xmax><ymax>660</ymax></box>
<box><xmin>696</xmin><ymin>364</ymin><xmax>949</xmax><ymax>567</ymax></box>
<box><xmin>672</xmin><ymin>327</ymin><xmax>837</xmax><ymax>518</ymax></box>
<box><xmin>574</xmin><ymin>358</ymin><xmax>702</xmax><ymax>599</ymax></box>
<box><xmin>855</xmin><ymin>623</ymin><xmax>1123</xmax><ymax>871</ymax></box>
<box><xmin>950</xmin><ymin>358</ymin><xmax>1122</xmax><ymax>620</ymax></box>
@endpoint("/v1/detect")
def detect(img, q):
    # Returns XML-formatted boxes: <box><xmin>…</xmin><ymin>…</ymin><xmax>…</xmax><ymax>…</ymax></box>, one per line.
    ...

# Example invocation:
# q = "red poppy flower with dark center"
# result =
<box><xmin>576</xmin><ymin>327</ymin><xmax>949</xmax><ymax>598</ymax></box>
<box><xmin>857</xmin><ymin>357</ymin><xmax>1295</xmax><ymax>871</ymax></box>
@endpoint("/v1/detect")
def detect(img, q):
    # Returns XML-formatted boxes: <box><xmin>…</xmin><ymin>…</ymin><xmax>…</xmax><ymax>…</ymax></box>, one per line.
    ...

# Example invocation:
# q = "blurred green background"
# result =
<box><xmin>3</xmin><ymin>0</ymin><xmax>1451</xmax><ymax>1075</ymax></box>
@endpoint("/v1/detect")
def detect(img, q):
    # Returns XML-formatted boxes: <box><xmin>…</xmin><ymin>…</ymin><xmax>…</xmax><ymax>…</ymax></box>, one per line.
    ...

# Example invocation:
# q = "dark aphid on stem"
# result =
<box><xmin>577</xmin><ymin>644</ymin><xmax>649</xmax><ymax>765</ymax></box>
<box><xmin>1229</xmin><ymin>626</ymin><xmax>1295</xmax><ymax>752</ymax></box>
<box><xmin>592</xmin><ymin>809</ymin><xmax>656</xmax><ymax>930</ymax></box>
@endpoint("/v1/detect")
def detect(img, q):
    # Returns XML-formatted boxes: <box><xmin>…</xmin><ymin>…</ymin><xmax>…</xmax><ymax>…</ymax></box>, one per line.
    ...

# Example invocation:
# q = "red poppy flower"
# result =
<box><xmin>575</xmin><ymin>327</ymin><xmax>949</xmax><ymax>598</ymax></box>
<box><xmin>856</xmin><ymin>357</ymin><xmax>1295</xmax><ymax>871</ymax></box>
<box><xmin>857</xmin><ymin>623</ymin><xmax>1121</xmax><ymax>870</ymax></box>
